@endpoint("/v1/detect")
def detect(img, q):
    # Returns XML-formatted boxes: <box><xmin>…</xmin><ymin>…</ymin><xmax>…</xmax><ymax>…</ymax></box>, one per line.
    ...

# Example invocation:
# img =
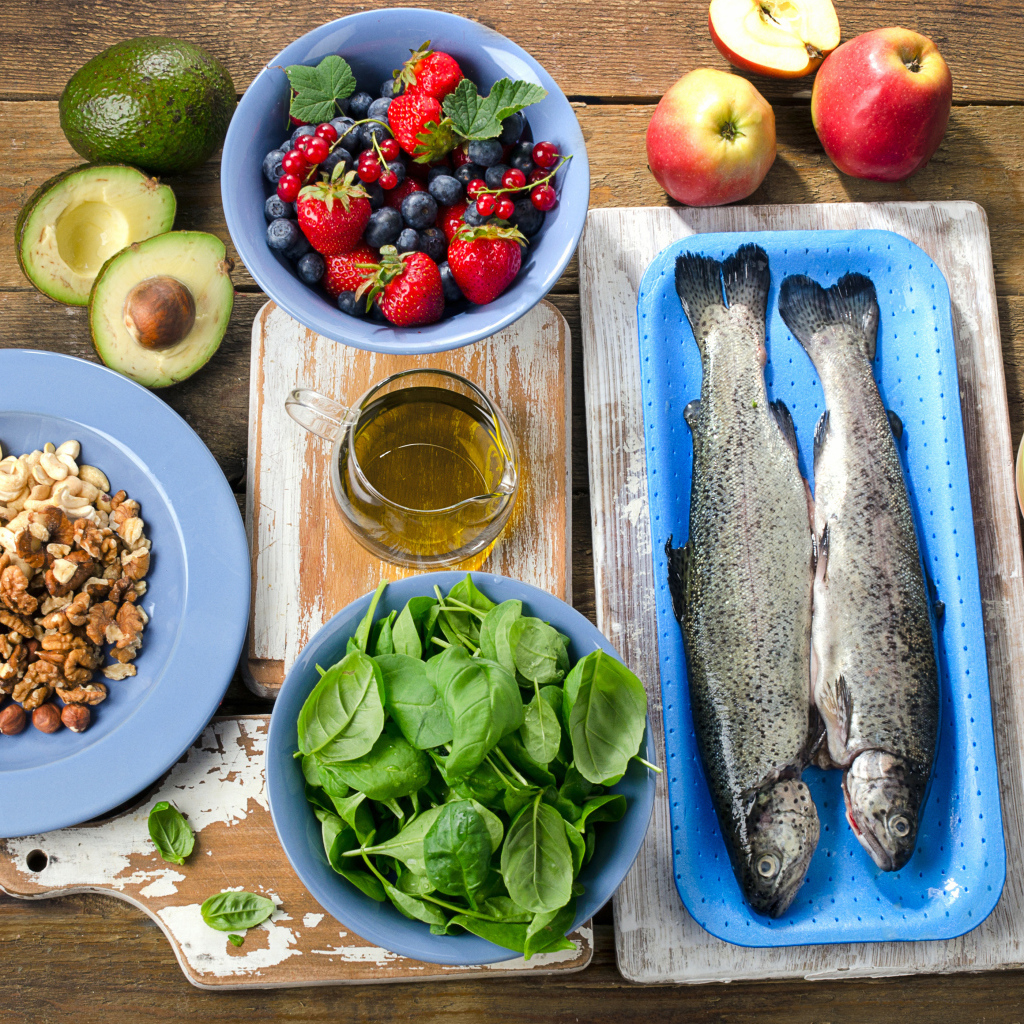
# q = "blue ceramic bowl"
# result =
<box><xmin>266</xmin><ymin>572</ymin><xmax>655</xmax><ymax>965</ymax></box>
<box><xmin>221</xmin><ymin>9</ymin><xmax>589</xmax><ymax>355</ymax></box>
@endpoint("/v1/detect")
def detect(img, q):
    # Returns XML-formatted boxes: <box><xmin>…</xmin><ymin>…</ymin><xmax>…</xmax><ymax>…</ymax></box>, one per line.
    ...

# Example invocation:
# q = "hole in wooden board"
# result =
<box><xmin>26</xmin><ymin>849</ymin><xmax>48</xmax><ymax>872</ymax></box>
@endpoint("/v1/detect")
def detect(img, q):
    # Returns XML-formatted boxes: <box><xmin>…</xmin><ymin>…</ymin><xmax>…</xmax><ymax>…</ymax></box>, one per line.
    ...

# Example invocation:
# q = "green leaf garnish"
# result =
<box><xmin>201</xmin><ymin>891</ymin><xmax>276</xmax><ymax>932</ymax></box>
<box><xmin>228</xmin><ymin>933</ymin><xmax>245</xmax><ymax>947</ymax></box>
<box><xmin>286</xmin><ymin>56</ymin><xmax>357</xmax><ymax>124</ymax></box>
<box><xmin>147</xmin><ymin>801</ymin><xmax>195</xmax><ymax>866</ymax></box>
<box><xmin>442</xmin><ymin>78</ymin><xmax>547</xmax><ymax>141</ymax></box>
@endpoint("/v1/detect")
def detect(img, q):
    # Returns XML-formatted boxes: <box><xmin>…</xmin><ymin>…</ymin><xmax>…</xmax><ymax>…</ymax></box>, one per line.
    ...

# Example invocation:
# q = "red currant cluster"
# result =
<box><xmin>356</xmin><ymin>137</ymin><xmax>402</xmax><ymax>189</ymax></box>
<box><xmin>464</xmin><ymin>141</ymin><xmax>562</xmax><ymax>220</ymax></box>
<box><xmin>276</xmin><ymin>122</ymin><xmax>341</xmax><ymax>202</ymax></box>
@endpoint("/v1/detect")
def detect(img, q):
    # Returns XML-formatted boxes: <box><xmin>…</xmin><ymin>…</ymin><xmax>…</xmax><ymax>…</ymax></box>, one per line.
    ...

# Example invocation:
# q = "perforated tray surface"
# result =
<box><xmin>637</xmin><ymin>230</ymin><xmax>1005</xmax><ymax>947</ymax></box>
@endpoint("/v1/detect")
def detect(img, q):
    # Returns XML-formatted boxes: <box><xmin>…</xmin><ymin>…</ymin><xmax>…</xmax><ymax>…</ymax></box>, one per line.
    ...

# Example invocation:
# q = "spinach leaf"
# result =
<box><xmin>491</xmin><ymin>600</ymin><xmax>525</xmax><ymax>676</ymax></box>
<box><xmin>568</xmin><ymin>651</ymin><xmax>647</xmax><ymax>785</ymax></box>
<box><xmin>479</xmin><ymin>600</ymin><xmax>522</xmax><ymax>666</ymax></box>
<box><xmin>573</xmin><ymin>794</ymin><xmax>627</xmax><ymax>832</ymax></box>
<box><xmin>376</xmin><ymin>653</ymin><xmax>453</xmax><ymax>749</ymax></box>
<box><xmin>383</xmin><ymin>879</ymin><xmax>449</xmax><ymax>927</ymax></box>
<box><xmin>304</xmin><ymin>783</ymin><xmax>336</xmax><ymax>817</ymax></box>
<box><xmin>521</xmin><ymin>689</ymin><xmax>562</xmax><ymax>764</ymax></box>
<box><xmin>503</xmin><ymin>782</ymin><xmax>540</xmax><ymax>819</ymax></box>
<box><xmin>392</xmin><ymin>596</ymin><xmax>437</xmax><ymax>659</ymax></box>
<box><xmin>325</xmin><ymin>724</ymin><xmax>431</xmax><ymax>801</ymax></box>
<box><xmin>440</xmin><ymin>575</ymin><xmax>496</xmax><ymax>647</ymax></box>
<box><xmin>458</xmin><ymin>797</ymin><xmax>503</xmax><ymax>852</ymax></box>
<box><xmin>509</xmin><ymin>617</ymin><xmax>567</xmax><ymax>686</ymax></box>
<box><xmin>480</xmin><ymin>895</ymin><xmax>533</xmax><ymax>923</ymax></box>
<box><xmin>447</xmin><ymin>914</ymin><xmax>529</xmax><ymax>953</ymax></box>
<box><xmin>147</xmin><ymin>801</ymin><xmax>195</xmax><ymax>865</ymax></box>
<box><xmin>499</xmin><ymin>732</ymin><xmax>557</xmax><ymax>789</ymax></box>
<box><xmin>396</xmin><ymin>867</ymin><xmax>435</xmax><ymax>896</ymax></box>
<box><xmin>297</xmin><ymin>650</ymin><xmax>385</xmax><ymax>761</ymax></box>
<box><xmin>372</xmin><ymin>610</ymin><xmax>397</xmax><ymax>656</ymax></box>
<box><xmin>584</xmin><ymin>828</ymin><xmax>597</xmax><ymax>866</ymax></box>
<box><xmin>563</xmin><ymin>819</ymin><xmax>585</xmax><ymax>877</ymax></box>
<box><xmin>451</xmin><ymin>758</ymin><xmax>507</xmax><ymax>808</ymax></box>
<box><xmin>353</xmin><ymin>804</ymin><xmax>444</xmax><ymax>874</ymax></box>
<box><xmin>559</xmin><ymin>763</ymin><xmax>599</xmax><ymax>807</ymax></box>
<box><xmin>201</xmin><ymin>891</ymin><xmax>276</xmax><ymax>931</ymax></box>
<box><xmin>329</xmin><ymin>789</ymin><xmax>375</xmax><ymax>843</ymax></box>
<box><xmin>316</xmin><ymin>760</ymin><xmax>352</xmax><ymax>800</ymax></box>
<box><xmin>353</xmin><ymin>580</ymin><xmax>387</xmax><ymax>653</ymax></box>
<box><xmin>500</xmin><ymin>795</ymin><xmax>574</xmax><ymax>913</ymax></box>
<box><xmin>524</xmin><ymin>900</ymin><xmax>576</xmax><ymax>960</ymax></box>
<box><xmin>321</xmin><ymin>813</ymin><xmax>386</xmax><ymax>901</ymax></box>
<box><xmin>228</xmin><ymin>934</ymin><xmax>245</xmax><ymax>947</ymax></box>
<box><xmin>300</xmin><ymin>754</ymin><xmax>323</xmax><ymax>788</ymax></box>
<box><xmin>424</xmin><ymin>800</ymin><xmax>492</xmax><ymax>904</ymax></box>
<box><xmin>542</xmin><ymin>785</ymin><xmax>582</xmax><ymax>824</ymax></box>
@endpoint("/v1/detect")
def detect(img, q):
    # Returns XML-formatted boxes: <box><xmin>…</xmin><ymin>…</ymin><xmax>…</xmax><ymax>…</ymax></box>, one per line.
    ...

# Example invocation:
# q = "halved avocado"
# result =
<box><xmin>89</xmin><ymin>231</ymin><xmax>234</xmax><ymax>388</ymax></box>
<box><xmin>17</xmin><ymin>164</ymin><xmax>176</xmax><ymax>306</ymax></box>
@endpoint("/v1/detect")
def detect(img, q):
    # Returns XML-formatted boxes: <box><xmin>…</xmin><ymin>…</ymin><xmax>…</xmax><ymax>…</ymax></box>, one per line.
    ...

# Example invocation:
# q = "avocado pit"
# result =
<box><xmin>123</xmin><ymin>275</ymin><xmax>196</xmax><ymax>350</ymax></box>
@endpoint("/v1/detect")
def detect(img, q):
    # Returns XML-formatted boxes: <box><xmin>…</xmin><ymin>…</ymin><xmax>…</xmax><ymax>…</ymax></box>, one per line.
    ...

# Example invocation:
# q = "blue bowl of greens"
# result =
<box><xmin>266</xmin><ymin>572</ymin><xmax>656</xmax><ymax>966</ymax></box>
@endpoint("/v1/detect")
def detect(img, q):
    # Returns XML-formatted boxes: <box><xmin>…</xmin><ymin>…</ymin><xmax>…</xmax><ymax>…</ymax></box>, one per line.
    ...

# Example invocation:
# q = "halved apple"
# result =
<box><xmin>709</xmin><ymin>0</ymin><xmax>841</xmax><ymax>78</ymax></box>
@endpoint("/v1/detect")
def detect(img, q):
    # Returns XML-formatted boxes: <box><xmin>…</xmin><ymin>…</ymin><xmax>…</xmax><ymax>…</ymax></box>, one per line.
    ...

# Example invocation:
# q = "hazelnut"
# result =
<box><xmin>0</xmin><ymin>703</ymin><xmax>27</xmax><ymax>735</ymax></box>
<box><xmin>123</xmin><ymin>276</ymin><xmax>196</xmax><ymax>350</ymax></box>
<box><xmin>61</xmin><ymin>703</ymin><xmax>91</xmax><ymax>733</ymax></box>
<box><xmin>32</xmin><ymin>702</ymin><xmax>62</xmax><ymax>733</ymax></box>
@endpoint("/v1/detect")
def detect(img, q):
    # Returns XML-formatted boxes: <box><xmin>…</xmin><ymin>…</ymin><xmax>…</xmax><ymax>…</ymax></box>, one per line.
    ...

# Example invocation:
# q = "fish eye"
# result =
<box><xmin>756</xmin><ymin>854</ymin><xmax>780</xmax><ymax>879</ymax></box>
<box><xmin>889</xmin><ymin>815</ymin><xmax>911</xmax><ymax>838</ymax></box>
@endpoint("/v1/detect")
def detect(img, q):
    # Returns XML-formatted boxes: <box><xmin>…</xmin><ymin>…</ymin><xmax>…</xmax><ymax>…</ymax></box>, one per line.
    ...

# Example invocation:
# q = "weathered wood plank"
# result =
<box><xmin>0</xmin><ymin>0</ymin><xmax>1019</xmax><ymax>104</ymax></box>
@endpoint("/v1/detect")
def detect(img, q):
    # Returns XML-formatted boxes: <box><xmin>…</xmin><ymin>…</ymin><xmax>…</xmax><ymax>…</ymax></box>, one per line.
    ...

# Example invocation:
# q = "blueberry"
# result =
<box><xmin>262</xmin><ymin>149</ymin><xmax>286</xmax><ymax>184</ymax></box>
<box><xmin>264</xmin><ymin>195</ymin><xmax>293</xmax><ymax>221</ymax></box>
<box><xmin>370</xmin><ymin>302</ymin><xmax>389</xmax><ymax>323</ymax></box>
<box><xmin>363</xmin><ymin>181</ymin><xmax>385</xmax><ymax>210</ymax></box>
<box><xmin>297</xmin><ymin>252</ymin><xmax>325</xmax><ymax>285</ymax></box>
<box><xmin>419</xmin><ymin>227</ymin><xmax>447</xmax><ymax>263</ymax></box>
<box><xmin>454</xmin><ymin>162</ymin><xmax>485</xmax><ymax>187</ymax></box>
<box><xmin>278</xmin><ymin>139</ymin><xmax>293</xmax><ymax>154</ymax></box>
<box><xmin>284</xmin><ymin>232</ymin><xmax>313</xmax><ymax>262</ymax></box>
<box><xmin>386</xmin><ymin>159</ymin><xmax>407</xmax><ymax>186</ymax></box>
<box><xmin>380</xmin><ymin>78</ymin><xmax>402</xmax><ymax>99</ymax></box>
<box><xmin>484</xmin><ymin>164</ymin><xmax>509</xmax><ymax>189</ymax></box>
<box><xmin>396</xmin><ymin>228</ymin><xmax>420</xmax><ymax>253</ymax></box>
<box><xmin>511</xmin><ymin>197</ymin><xmax>545</xmax><ymax>237</ymax></box>
<box><xmin>335</xmin><ymin>96</ymin><xmax>351</xmax><ymax>116</ymax></box>
<box><xmin>349</xmin><ymin>92</ymin><xmax>373</xmax><ymax>120</ymax></box>
<box><xmin>332</xmin><ymin>118</ymin><xmax>360</xmax><ymax>153</ymax></box>
<box><xmin>322</xmin><ymin>149</ymin><xmax>351</xmax><ymax>178</ymax></box>
<box><xmin>290</xmin><ymin>124</ymin><xmax>317</xmax><ymax>145</ymax></box>
<box><xmin>510</xmin><ymin>141</ymin><xmax>535</xmax><ymax>175</ymax></box>
<box><xmin>367</xmin><ymin>97</ymin><xmax>392</xmax><ymax>122</ymax></box>
<box><xmin>428</xmin><ymin>165</ymin><xmax>450</xmax><ymax>182</ymax></box>
<box><xmin>364</xmin><ymin>122</ymin><xmax>392</xmax><ymax>147</ymax></box>
<box><xmin>337</xmin><ymin>291</ymin><xmax>366</xmax><ymax>317</ymax></box>
<box><xmin>463</xmin><ymin>204</ymin><xmax>490</xmax><ymax>227</ymax></box>
<box><xmin>266</xmin><ymin>218</ymin><xmax>300</xmax><ymax>251</ymax></box>
<box><xmin>467</xmin><ymin>139</ymin><xmax>503</xmax><ymax>167</ymax></box>
<box><xmin>364</xmin><ymin>207</ymin><xmax>403</xmax><ymax>248</ymax></box>
<box><xmin>439</xmin><ymin>262</ymin><xmax>463</xmax><ymax>302</ymax></box>
<box><xmin>428</xmin><ymin>174</ymin><xmax>463</xmax><ymax>207</ymax></box>
<box><xmin>499</xmin><ymin>112</ymin><xmax>525</xmax><ymax>146</ymax></box>
<box><xmin>401</xmin><ymin>192</ymin><xmax>438</xmax><ymax>230</ymax></box>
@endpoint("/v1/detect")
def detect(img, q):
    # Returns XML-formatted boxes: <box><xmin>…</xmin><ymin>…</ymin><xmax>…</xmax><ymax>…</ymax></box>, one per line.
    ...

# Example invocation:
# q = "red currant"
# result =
<box><xmin>529</xmin><ymin>168</ymin><xmax>549</xmax><ymax>184</ymax></box>
<box><xmin>466</xmin><ymin>178</ymin><xmax>487</xmax><ymax>200</ymax></box>
<box><xmin>501</xmin><ymin>168</ymin><xmax>527</xmax><ymax>190</ymax></box>
<box><xmin>277</xmin><ymin>173</ymin><xmax>302</xmax><ymax>202</ymax></box>
<box><xmin>495</xmin><ymin>197</ymin><xmax>515</xmax><ymax>220</ymax></box>
<box><xmin>281</xmin><ymin>149</ymin><xmax>309</xmax><ymax>175</ymax></box>
<box><xmin>476</xmin><ymin>194</ymin><xmax>497</xmax><ymax>216</ymax></box>
<box><xmin>358</xmin><ymin>160</ymin><xmax>381</xmax><ymax>183</ymax></box>
<box><xmin>531</xmin><ymin>184</ymin><xmax>557</xmax><ymax>211</ymax></box>
<box><xmin>304</xmin><ymin>135</ymin><xmax>330</xmax><ymax>163</ymax></box>
<box><xmin>379</xmin><ymin>170</ymin><xmax>399</xmax><ymax>190</ymax></box>
<box><xmin>379</xmin><ymin>138</ymin><xmax>400</xmax><ymax>161</ymax></box>
<box><xmin>315</xmin><ymin>123</ymin><xmax>338</xmax><ymax>142</ymax></box>
<box><xmin>295</xmin><ymin>136</ymin><xmax>311</xmax><ymax>153</ymax></box>
<box><xmin>532</xmin><ymin>141</ymin><xmax>559</xmax><ymax>169</ymax></box>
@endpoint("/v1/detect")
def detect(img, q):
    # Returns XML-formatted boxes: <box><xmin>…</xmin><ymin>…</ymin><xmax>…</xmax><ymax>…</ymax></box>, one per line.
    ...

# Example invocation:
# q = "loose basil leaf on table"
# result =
<box><xmin>500</xmin><ymin>794</ymin><xmax>574</xmax><ymax>913</ymax></box>
<box><xmin>201</xmin><ymin>891</ymin><xmax>276</xmax><ymax>931</ymax></box>
<box><xmin>147</xmin><ymin>801</ymin><xmax>195</xmax><ymax>866</ymax></box>
<box><xmin>298</xmin><ymin>650</ymin><xmax>385</xmax><ymax>761</ymax></box>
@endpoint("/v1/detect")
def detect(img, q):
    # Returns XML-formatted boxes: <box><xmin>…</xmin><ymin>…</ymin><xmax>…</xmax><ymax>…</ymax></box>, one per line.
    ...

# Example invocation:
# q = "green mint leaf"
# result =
<box><xmin>286</xmin><ymin>56</ymin><xmax>357</xmax><ymax>125</ymax></box>
<box><xmin>488</xmin><ymin>79</ymin><xmax>548</xmax><ymax>124</ymax></box>
<box><xmin>443</xmin><ymin>77</ymin><xmax>547</xmax><ymax>141</ymax></box>
<box><xmin>228</xmin><ymin>933</ymin><xmax>245</xmax><ymax>947</ymax></box>
<box><xmin>147</xmin><ymin>801</ymin><xmax>195</xmax><ymax>866</ymax></box>
<box><xmin>201</xmin><ymin>891</ymin><xmax>276</xmax><ymax>932</ymax></box>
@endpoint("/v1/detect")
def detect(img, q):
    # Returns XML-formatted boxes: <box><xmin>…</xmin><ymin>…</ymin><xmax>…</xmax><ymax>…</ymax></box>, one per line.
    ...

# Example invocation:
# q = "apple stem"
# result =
<box><xmin>904</xmin><ymin>57</ymin><xmax>922</xmax><ymax>73</ymax></box>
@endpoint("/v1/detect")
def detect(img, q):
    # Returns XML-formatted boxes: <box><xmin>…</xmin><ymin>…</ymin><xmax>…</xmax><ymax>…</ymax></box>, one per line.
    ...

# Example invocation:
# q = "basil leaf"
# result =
<box><xmin>321</xmin><ymin>813</ymin><xmax>387</xmax><ymax>901</ymax></box>
<box><xmin>501</xmin><ymin>795</ymin><xmax>574</xmax><ymax>913</ymax></box>
<box><xmin>563</xmin><ymin>818</ymin><xmax>585</xmax><ymax>877</ymax></box>
<box><xmin>442</xmin><ymin>78</ymin><xmax>547</xmax><ymax>141</ymax></box>
<box><xmin>523</xmin><ymin>900</ymin><xmax>576</xmax><ymax>960</ymax></box>
<box><xmin>353</xmin><ymin>581</ymin><xmax>387</xmax><ymax>653</ymax></box>
<box><xmin>392</xmin><ymin>596</ymin><xmax>437</xmax><ymax>659</ymax></box>
<box><xmin>573</xmin><ymin>794</ymin><xmax>627</xmax><ymax>832</ymax></box>
<box><xmin>201</xmin><ymin>891</ymin><xmax>276</xmax><ymax>932</ymax></box>
<box><xmin>286</xmin><ymin>55</ymin><xmax>357</xmax><ymax>125</ymax></box>
<box><xmin>383</xmin><ymin>879</ymin><xmax>449</xmax><ymax>927</ymax></box>
<box><xmin>325</xmin><ymin>725</ymin><xmax>431</xmax><ymax>802</ymax></box>
<box><xmin>148</xmin><ymin>801</ymin><xmax>195</xmax><ymax>866</ymax></box>
<box><xmin>228</xmin><ymin>934</ymin><xmax>245</xmax><ymax>947</ymax></box>
<box><xmin>376</xmin><ymin>653</ymin><xmax>453</xmax><ymax>749</ymax></box>
<box><xmin>568</xmin><ymin>651</ymin><xmax>647</xmax><ymax>785</ymax></box>
<box><xmin>297</xmin><ymin>650</ymin><xmax>385</xmax><ymax>760</ymax></box>
<box><xmin>354</xmin><ymin>804</ymin><xmax>444</xmax><ymax>875</ymax></box>
<box><xmin>479</xmin><ymin>600</ymin><xmax>522</xmax><ymax>665</ymax></box>
<box><xmin>373</xmin><ymin>610</ymin><xmax>397</xmax><ymax>656</ymax></box>
<box><xmin>509</xmin><ymin>617</ymin><xmax>566</xmax><ymax>686</ymax></box>
<box><xmin>424</xmin><ymin>800</ymin><xmax>492</xmax><ymax>904</ymax></box>
<box><xmin>521</xmin><ymin>689</ymin><xmax>562</xmax><ymax>764</ymax></box>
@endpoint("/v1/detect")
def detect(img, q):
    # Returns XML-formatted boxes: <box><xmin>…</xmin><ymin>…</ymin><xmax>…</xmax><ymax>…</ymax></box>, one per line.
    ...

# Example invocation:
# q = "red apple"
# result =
<box><xmin>646</xmin><ymin>68</ymin><xmax>776</xmax><ymax>207</ymax></box>
<box><xmin>709</xmin><ymin>0</ymin><xmax>840</xmax><ymax>78</ymax></box>
<box><xmin>811</xmin><ymin>27</ymin><xmax>953</xmax><ymax>182</ymax></box>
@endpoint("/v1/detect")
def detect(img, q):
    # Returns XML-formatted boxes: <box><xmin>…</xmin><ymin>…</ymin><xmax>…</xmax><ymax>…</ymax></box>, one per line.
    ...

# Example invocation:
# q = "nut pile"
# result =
<box><xmin>0</xmin><ymin>440</ymin><xmax>152</xmax><ymax>737</ymax></box>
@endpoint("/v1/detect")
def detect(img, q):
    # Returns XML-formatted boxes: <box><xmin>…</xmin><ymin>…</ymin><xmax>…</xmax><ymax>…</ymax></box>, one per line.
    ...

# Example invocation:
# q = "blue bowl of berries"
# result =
<box><xmin>221</xmin><ymin>8</ymin><xmax>589</xmax><ymax>354</ymax></box>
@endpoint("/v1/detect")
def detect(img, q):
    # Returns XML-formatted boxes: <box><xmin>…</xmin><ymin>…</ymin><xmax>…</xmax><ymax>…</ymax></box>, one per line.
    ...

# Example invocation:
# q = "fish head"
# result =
<box><xmin>843</xmin><ymin>750</ymin><xmax>922</xmax><ymax>871</ymax></box>
<box><xmin>742</xmin><ymin>779</ymin><xmax>820</xmax><ymax>918</ymax></box>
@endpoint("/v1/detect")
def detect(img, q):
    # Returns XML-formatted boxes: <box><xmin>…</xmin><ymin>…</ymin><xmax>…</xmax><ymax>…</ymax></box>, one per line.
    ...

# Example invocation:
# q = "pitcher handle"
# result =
<box><xmin>285</xmin><ymin>388</ymin><xmax>356</xmax><ymax>442</ymax></box>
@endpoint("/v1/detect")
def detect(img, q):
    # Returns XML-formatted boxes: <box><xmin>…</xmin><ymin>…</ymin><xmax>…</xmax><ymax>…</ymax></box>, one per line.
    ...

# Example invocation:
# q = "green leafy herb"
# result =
<box><xmin>147</xmin><ymin>801</ymin><xmax>195</xmax><ymax>866</ymax></box>
<box><xmin>228</xmin><ymin>933</ymin><xmax>245</xmax><ymax>947</ymax></box>
<box><xmin>424</xmin><ymin>800</ymin><xmax>492</xmax><ymax>904</ymax></box>
<box><xmin>442</xmin><ymin>78</ymin><xmax>548</xmax><ymax>141</ymax></box>
<box><xmin>285</xmin><ymin>55</ymin><xmax>357</xmax><ymax>125</ymax></box>
<box><xmin>509</xmin><ymin>617</ymin><xmax>568</xmax><ymax>686</ymax></box>
<box><xmin>201</xmin><ymin>891</ymin><xmax>276</xmax><ymax>932</ymax></box>
<box><xmin>377</xmin><ymin>653</ymin><xmax>453</xmax><ymax>749</ymax></box>
<box><xmin>323</xmin><ymin>724</ymin><xmax>431</xmax><ymax>802</ymax></box>
<box><xmin>500</xmin><ymin>795</ymin><xmax>573</xmax><ymax>913</ymax></box>
<box><xmin>521</xmin><ymin>689</ymin><xmax>562</xmax><ymax>764</ymax></box>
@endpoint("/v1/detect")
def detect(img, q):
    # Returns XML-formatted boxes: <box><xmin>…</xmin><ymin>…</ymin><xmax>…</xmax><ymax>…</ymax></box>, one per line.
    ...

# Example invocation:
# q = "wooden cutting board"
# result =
<box><xmin>0</xmin><ymin>715</ymin><xmax>593</xmax><ymax>989</ymax></box>
<box><xmin>580</xmin><ymin>203</ymin><xmax>1024</xmax><ymax>984</ymax></box>
<box><xmin>245</xmin><ymin>300</ymin><xmax>572</xmax><ymax>697</ymax></box>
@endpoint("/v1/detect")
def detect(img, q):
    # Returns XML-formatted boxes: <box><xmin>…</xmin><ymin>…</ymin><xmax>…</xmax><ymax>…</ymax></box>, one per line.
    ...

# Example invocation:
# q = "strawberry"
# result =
<box><xmin>385</xmin><ymin>177</ymin><xmax>426</xmax><ymax>210</ymax></box>
<box><xmin>356</xmin><ymin>246</ymin><xmax>444</xmax><ymax>327</ymax></box>
<box><xmin>437</xmin><ymin>200</ymin><xmax>468</xmax><ymax>241</ymax></box>
<box><xmin>297</xmin><ymin>169</ymin><xmax>371</xmax><ymax>256</ymax></box>
<box><xmin>395</xmin><ymin>42</ymin><xmax>464</xmax><ymax>101</ymax></box>
<box><xmin>387</xmin><ymin>91</ymin><xmax>455</xmax><ymax>162</ymax></box>
<box><xmin>447</xmin><ymin>224</ymin><xmax>527</xmax><ymax>305</ymax></box>
<box><xmin>323</xmin><ymin>244</ymin><xmax>378</xmax><ymax>299</ymax></box>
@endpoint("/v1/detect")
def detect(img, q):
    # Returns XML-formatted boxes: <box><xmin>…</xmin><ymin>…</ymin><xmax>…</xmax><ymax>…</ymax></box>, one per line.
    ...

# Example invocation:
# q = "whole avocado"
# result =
<box><xmin>60</xmin><ymin>37</ymin><xmax>235</xmax><ymax>175</ymax></box>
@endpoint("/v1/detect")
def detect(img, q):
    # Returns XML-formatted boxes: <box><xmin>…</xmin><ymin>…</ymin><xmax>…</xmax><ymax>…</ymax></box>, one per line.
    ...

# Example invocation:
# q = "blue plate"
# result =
<box><xmin>266</xmin><ymin>571</ymin><xmax>656</xmax><ymax>965</ymax></box>
<box><xmin>637</xmin><ymin>230</ymin><xmax>1005</xmax><ymax>946</ymax></box>
<box><xmin>0</xmin><ymin>351</ymin><xmax>250</xmax><ymax>839</ymax></box>
<box><xmin>220</xmin><ymin>8</ymin><xmax>589</xmax><ymax>355</ymax></box>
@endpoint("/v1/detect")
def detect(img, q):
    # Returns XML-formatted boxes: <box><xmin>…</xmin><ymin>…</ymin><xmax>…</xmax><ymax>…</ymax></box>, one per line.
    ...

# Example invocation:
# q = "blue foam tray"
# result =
<box><xmin>637</xmin><ymin>230</ymin><xmax>1005</xmax><ymax>947</ymax></box>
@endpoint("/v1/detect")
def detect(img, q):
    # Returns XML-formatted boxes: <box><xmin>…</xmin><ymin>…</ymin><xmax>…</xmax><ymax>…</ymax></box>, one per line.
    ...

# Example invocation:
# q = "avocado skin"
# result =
<box><xmin>60</xmin><ymin>37</ymin><xmax>236</xmax><ymax>175</ymax></box>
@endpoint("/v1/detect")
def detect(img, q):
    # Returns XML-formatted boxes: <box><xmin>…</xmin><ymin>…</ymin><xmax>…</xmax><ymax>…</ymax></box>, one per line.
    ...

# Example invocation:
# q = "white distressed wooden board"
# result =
<box><xmin>580</xmin><ymin>203</ymin><xmax>1024</xmax><ymax>984</ymax></box>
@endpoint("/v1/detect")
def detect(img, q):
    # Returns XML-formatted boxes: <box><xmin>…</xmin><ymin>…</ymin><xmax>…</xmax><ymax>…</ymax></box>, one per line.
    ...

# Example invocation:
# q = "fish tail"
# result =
<box><xmin>722</xmin><ymin>243</ymin><xmax>770</xmax><ymax>322</ymax></box>
<box><xmin>674</xmin><ymin>252</ymin><xmax>725</xmax><ymax>340</ymax></box>
<box><xmin>778</xmin><ymin>273</ymin><xmax>879</xmax><ymax>360</ymax></box>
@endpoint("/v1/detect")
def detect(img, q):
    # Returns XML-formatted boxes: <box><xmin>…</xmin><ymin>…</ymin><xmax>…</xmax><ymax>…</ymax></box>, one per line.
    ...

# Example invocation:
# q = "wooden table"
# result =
<box><xmin>2</xmin><ymin>2</ymin><xmax>1023</xmax><ymax>1019</ymax></box>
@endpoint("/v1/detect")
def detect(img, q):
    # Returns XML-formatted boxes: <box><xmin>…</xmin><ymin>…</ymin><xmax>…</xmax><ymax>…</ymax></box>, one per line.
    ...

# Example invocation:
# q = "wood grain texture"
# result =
<box><xmin>246</xmin><ymin>300</ymin><xmax>571</xmax><ymax>695</ymax></box>
<box><xmin>0</xmin><ymin>0</ymin><xmax>1019</xmax><ymax>103</ymax></box>
<box><xmin>580</xmin><ymin>202</ymin><xmax>1024</xmax><ymax>984</ymax></box>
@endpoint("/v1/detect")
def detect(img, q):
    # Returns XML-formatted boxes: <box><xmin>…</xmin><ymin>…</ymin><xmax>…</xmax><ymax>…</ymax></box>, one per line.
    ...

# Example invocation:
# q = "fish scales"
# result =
<box><xmin>668</xmin><ymin>244</ymin><xmax>817</xmax><ymax>918</ymax></box>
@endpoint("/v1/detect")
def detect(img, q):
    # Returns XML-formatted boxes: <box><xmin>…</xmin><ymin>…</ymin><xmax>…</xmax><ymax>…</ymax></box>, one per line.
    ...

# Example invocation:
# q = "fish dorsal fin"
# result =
<box><xmin>721</xmin><ymin>244</ymin><xmax>770</xmax><ymax>322</ymax></box>
<box><xmin>665</xmin><ymin>536</ymin><xmax>692</xmax><ymax>624</ymax></box>
<box><xmin>778</xmin><ymin>273</ymin><xmax>880</xmax><ymax>360</ymax></box>
<box><xmin>675</xmin><ymin>253</ymin><xmax>724</xmax><ymax>339</ymax></box>
<box><xmin>817</xmin><ymin>674</ymin><xmax>851</xmax><ymax>750</ymax></box>
<box><xmin>887</xmin><ymin>409</ymin><xmax>904</xmax><ymax>440</ymax></box>
<box><xmin>770</xmin><ymin>399</ymin><xmax>799</xmax><ymax>458</ymax></box>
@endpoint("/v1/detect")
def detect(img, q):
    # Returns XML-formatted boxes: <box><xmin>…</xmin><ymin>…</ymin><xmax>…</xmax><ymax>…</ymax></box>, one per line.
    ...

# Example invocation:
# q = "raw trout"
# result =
<box><xmin>667</xmin><ymin>244</ymin><xmax>818</xmax><ymax>918</ymax></box>
<box><xmin>777</xmin><ymin>272</ymin><xmax>939</xmax><ymax>872</ymax></box>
